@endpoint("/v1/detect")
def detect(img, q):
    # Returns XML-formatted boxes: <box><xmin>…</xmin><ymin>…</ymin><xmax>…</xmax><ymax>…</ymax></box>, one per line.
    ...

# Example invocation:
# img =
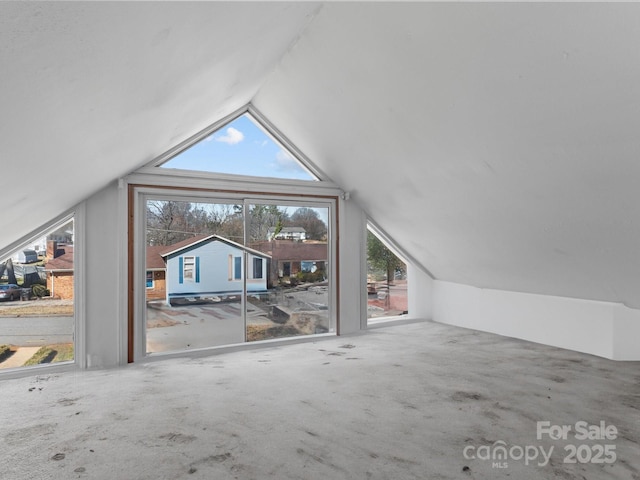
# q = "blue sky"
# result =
<box><xmin>160</xmin><ymin>114</ymin><xmax>316</xmax><ymax>181</ymax></box>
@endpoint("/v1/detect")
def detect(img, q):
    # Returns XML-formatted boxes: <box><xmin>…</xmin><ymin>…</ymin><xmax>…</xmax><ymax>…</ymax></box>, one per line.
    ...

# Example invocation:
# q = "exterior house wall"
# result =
<box><xmin>47</xmin><ymin>271</ymin><xmax>74</xmax><ymax>300</ymax></box>
<box><xmin>166</xmin><ymin>240</ymin><xmax>267</xmax><ymax>298</ymax></box>
<box><xmin>251</xmin><ymin>240</ymin><xmax>328</xmax><ymax>286</ymax></box>
<box><xmin>146</xmin><ymin>271</ymin><xmax>166</xmax><ymax>301</ymax></box>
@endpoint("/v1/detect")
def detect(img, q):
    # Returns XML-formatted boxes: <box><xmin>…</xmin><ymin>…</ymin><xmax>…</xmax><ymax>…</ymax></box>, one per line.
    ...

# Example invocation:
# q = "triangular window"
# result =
<box><xmin>158</xmin><ymin>112</ymin><xmax>318</xmax><ymax>181</ymax></box>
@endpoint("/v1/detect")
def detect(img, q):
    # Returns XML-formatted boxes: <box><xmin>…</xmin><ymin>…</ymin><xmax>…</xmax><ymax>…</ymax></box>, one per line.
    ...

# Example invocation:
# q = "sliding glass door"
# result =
<box><xmin>138</xmin><ymin>191</ymin><xmax>335</xmax><ymax>356</ymax></box>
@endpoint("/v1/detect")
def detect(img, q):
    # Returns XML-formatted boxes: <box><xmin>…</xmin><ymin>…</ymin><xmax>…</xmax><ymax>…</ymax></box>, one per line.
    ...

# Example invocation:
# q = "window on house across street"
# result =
<box><xmin>253</xmin><ymin>258</ymin><xmax>263</xmax><ymax>279</ymax></box>
<box><xmin>183</xmin><ymin>256</ymin><xmax>195</xmax><ymax>282</ymax></box>
<box><xmin>234</xmin><ymin>256</ymin><xmax>242</xmax><ymax>280</ymax></box>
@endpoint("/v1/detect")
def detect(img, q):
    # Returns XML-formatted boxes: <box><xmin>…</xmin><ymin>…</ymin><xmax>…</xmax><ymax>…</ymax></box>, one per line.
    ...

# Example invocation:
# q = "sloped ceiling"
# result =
<box><xmin>254</xmin><ymin>2</ymin><xmax>640</xmax><ymax>308</ymax></box>
<box><xmin>3</xmin><ymin>2</ymin><xmax>640</xmax><ymax>309</ymax></box>
<box><xmin>0</xmin><ymin>1</ymin><xmax>320</xmax><ymax>248</ymax></box>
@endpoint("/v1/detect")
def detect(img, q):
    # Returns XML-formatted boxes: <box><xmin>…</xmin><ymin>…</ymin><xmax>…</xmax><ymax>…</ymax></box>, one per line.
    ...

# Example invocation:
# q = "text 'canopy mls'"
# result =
<box><xmin>159</xmin><ymin>113</ymin><xmax>318</xmax><ymax>181</ymax></box>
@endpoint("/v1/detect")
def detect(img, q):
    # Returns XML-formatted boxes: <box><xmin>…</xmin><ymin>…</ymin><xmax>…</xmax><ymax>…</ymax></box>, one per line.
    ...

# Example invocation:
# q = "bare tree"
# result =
<box><xmin>249</xmin><ymin>205</ymin><xmax>288</xmax><ymax>242</ymax></box>
<box><xmin>288</xmin><ymin>207</ymin><xmax>327</xmax><ymax>240</ymax></box>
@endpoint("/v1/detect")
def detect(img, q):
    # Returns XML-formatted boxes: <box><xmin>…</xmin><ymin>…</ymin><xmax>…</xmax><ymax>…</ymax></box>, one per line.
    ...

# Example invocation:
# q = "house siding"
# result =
<box><xmin>166</xmin><ymin>240</ymin><xmax>268</xmax><ymax>298</ymax></box>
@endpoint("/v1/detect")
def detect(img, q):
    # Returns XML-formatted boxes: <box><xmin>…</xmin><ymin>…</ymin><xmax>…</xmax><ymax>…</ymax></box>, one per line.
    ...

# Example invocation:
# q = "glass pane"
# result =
<box><xmin>366</xmin><ymin>230</ymin><xmax>408</xmax><ymax>320</ymax></box>
<box><xmin>0</xmin><ymin>219</ymin><xmax>75</xmax><ymax>370</ymax></box>
<box><xmin>145</xmin><ymin>200</ymin><xmax>245</xmax><ymax>354</ymax></box>
<box><xmin>246</xmin><ymin>203</ymin><xmax>331</xmax><ymax>341</ymax></box>
<box><xmin>159</xmin><ymin>113</ymin><xmax>318</xmax><ymax>181</ymax></box>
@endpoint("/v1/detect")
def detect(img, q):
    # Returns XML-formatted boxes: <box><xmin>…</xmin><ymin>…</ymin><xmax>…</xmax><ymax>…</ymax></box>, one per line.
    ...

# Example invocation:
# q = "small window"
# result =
<box><xmin>183</xmin><ymin>256</ymin><xmax>195</xmax><ymax>282</ymax></box>
<box><xmin>146</xmin><ymin>271</ymin><xmax>154</xmax><ymax>289</ymax></box>
<box><xmin>301</xmin><ymin>261</ymin><xmax>316</xmax><ymax>273</ymax></box>
<box><xmin>234</xmin><ymin>256</ymin><xmax>242</xmax><ymax>280</ymax></box>
<box><xmin>366</xmin><ymin>226</ymin><xmax>408</xmax><ymax>321</ymax></box>
<box><xmin>253</xmin><ymin>258</ymin><xmax>263</xmax><ymax>279</ymax></box>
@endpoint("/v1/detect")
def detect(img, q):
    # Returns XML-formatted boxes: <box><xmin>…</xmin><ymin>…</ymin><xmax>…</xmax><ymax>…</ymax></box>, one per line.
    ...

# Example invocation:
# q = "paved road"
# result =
<box><xmin>0</xmin><ymin>316</ymin><xmax>74</xmax><ymax>346</ymax></box>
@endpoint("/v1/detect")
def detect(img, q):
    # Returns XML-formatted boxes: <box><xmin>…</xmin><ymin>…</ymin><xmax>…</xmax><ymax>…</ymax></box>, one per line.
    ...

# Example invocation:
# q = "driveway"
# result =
<box><xmin>145</xmin><ymin>287</ymin><xmax>330</xmax><ymax>354</ymax></box>
<box><xmin>145</xmin><ymin>301</ymin><xmax>273</xmax><ymax>353</ymax></box>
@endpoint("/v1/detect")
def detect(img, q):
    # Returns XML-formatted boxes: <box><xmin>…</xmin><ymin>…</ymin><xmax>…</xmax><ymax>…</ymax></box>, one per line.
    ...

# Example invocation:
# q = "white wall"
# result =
<box><xmin>612</xmin><ymin>306</ymin><xmax>640</xmax><ymax>361</ymax></box>
<box><xmin>338</xmin><ymin>197</ymin><xmax>366</xmax><ymax>334</ymax></box>
<box><xmin>84</xmin><ymin>181</ymin><xmax>123</xmax><ymax>368</ymax></box>
<box><xmin>432</xmin><ymin>280</ymin><xmax>640</xmax><ymax>360</ymax></box>
<box><xmin>408</xmin><ymin>265</ymin><xmax>434</xmax><ymax>320</ymax></box>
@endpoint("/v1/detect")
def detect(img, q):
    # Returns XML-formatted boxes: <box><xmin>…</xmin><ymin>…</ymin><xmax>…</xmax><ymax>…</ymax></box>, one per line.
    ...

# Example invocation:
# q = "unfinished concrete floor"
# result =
<box><xmin>1</xmin><ymin>320</ymin><xmax>639</xmax><ymax>480</ymax></box>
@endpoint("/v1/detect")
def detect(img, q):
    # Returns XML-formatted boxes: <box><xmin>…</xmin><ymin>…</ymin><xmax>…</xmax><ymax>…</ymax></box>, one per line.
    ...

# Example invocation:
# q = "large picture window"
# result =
<box><xmin>136</xmin><ymin>191</ymin><xmax>336</xmax><ymax>358</ymax></box>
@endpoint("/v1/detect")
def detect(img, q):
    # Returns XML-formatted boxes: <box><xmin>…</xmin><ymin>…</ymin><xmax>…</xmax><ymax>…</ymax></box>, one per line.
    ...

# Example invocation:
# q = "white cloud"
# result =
<box><xmin>275</xmin><ymin>149</ymin><xmax>298</xmax><ymax>170</ymax></box>
<box><xmin>215</xmin><ymin>127</ymin><xmax>244</xmax><ymax>145</ymax></box>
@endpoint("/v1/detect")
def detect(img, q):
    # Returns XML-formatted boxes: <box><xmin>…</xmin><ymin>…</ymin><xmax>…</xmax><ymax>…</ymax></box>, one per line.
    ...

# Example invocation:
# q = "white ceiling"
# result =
<box><xmin>3</xmin><ymin>2</ymin><xmax>640</xmax><ymax>308</ymax></box>
<box><xmin>0</xmin><ymin>1</ymin><xmax>321</xmax><ymax>246</ymax></box>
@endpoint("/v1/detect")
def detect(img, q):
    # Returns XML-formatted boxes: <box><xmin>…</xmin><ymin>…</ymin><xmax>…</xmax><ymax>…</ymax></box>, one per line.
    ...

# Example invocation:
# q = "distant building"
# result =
<box><xmin>44</xmin><ymin>243</ymin><xmax>74</xmax><ymax>300</ymax></box>
<box><xmin>267</xmin><ymin>226</ymin><xmax>306</xmax><ymax>241</ymax></box>
<box><xmin>250</xmin><ymin>240</ymin><xmax>327</xmax><ymax>285</ymax></box>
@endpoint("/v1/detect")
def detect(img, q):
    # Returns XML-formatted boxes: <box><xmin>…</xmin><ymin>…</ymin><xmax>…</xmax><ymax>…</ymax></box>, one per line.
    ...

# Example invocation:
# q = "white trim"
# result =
<box><xmin>128</xmin><ymin>170</ymin><xmax>342</xmax><ymax>197</ymax></box>
<box><xmin>133</xmin><ymin>188</ymin><xmax>147</xmax><ymax>362</ymax></box>
<box><xmin>117</xmin><ymin>177</ymin><xmax>129</xmax><ymax>366</ymax></box>
<box><xmin>73</xmin><ymin>203</ymin><xmax>87</xmax><ymax>369</ymax></box>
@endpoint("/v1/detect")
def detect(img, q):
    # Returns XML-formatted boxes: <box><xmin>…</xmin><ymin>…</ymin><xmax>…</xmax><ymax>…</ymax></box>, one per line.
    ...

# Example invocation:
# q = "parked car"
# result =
<box><xmin>0</xmin><ymin>284</ymin><xmax>22</xmax><ymax>301</ymax></box>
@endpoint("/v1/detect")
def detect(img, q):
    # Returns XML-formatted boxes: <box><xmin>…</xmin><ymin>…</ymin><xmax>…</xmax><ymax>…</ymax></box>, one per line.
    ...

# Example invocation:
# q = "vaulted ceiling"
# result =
<box><xmin>3</xmin><ymin>2</ymin><xmax>640</xmax><ymax>308</ymax></box>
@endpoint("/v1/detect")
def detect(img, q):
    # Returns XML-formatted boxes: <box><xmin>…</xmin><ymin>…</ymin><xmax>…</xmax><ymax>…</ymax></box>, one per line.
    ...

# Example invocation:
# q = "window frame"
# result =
<box><xmin>182</xmin><ymin>256</ymin><xmax>196</xmax><ymax>283</ymax></box>
<box><xmin>365</xmin><ymin>219</ymin><xmax>412</xmax><ymax>325</ymax></box>
<box><xmin>130</xmin><ymin>184</ymin><xmax>340</xmax><ymax>363</ymax></box>
<box><xmin>233</xmin><ymin>256</ymin><xmax>242</xmax><ymax>281</ymax></box>
<box><xmin>253</xmin><ymin>257</ymin><xmax>263</xmax><ymax>280</ymax></box>
<box><xmin>0</xmin><ymin>206</ymin><xmax>85</xmax><ymax>378</ymax></box>
<box><xmin>146</xmin><ymin>271</ymin><xmax>154</xmax><ymax>289</ymax></box>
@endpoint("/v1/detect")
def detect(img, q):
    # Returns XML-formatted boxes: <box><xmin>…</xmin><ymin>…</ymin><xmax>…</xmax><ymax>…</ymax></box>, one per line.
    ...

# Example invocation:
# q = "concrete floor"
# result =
<box><xmin>1</xmin><ymin>320</ymin><xmax>639</xmax><ymax>480</ymax></box>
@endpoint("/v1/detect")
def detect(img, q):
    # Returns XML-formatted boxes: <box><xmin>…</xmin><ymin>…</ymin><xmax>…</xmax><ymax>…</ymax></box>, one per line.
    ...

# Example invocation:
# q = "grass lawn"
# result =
<box><xmin>0</xmin><ymin>344</ymin><xmax>12</xmax><ymax>362</ymax></box>
<box><xmin>0</xmin><ymin>302</ymin><xmax>73</xmax><ymax>316</ymax></box>
<box><xmin>23</xmin><ymin>343</ymin><xmax>74</xmax><ymax>366</ymax></box>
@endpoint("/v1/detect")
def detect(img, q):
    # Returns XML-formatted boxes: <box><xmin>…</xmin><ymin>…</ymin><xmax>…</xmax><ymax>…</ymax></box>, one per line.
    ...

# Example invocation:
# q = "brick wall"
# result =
<box><xmin>47</xmin><ymin>272</ymin><xmax>74</xmax><ymax>300</ymax></box>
